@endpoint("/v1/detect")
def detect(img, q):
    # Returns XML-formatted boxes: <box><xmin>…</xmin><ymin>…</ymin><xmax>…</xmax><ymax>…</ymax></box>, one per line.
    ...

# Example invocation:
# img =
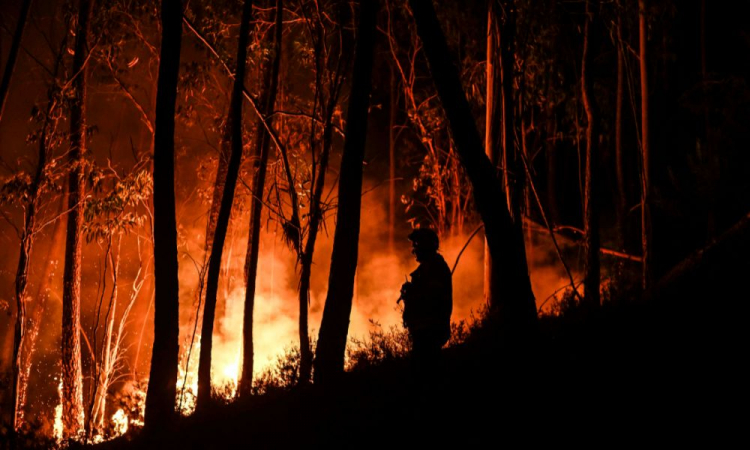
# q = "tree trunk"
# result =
<box><xmin>205</xmin><ymin>128</ymin><xmax>231</xmax><ymax>254</ymax></box>
<box><xmin>499</xmin><ymin>0</ymin><xmax>516</xmax><ymax>221</ymax></box>
<box><xmin>87</xmin><ymin>237</ymin><xmax>123</xmax><ymax>437</ymax></box>
<box><xmin>484</xmin><ymin>0</ymin><xmax>501</xmax><ymax>306</ymax></box>
<box><xmin>144</xmin><ymin>0</ymin><xmax>183</xmax><ymax>432</ymax></box>
<box><xmin>639</xmin><ymin>0</ymin><xmax>651</xmax><ymax>290</ymax></box>
<box><xmin>615</xmin><ymin>8</ymin><xmax>626</xmax><ymax>250</ymax></box>
<box><xmin>581</xmin><ymin>0</ymin><xmax>600</xmax><ymax>308</ymax></box>
<box><xmin>239</xmin><ymin>0</ymin><xmax>283</xmax><ymax>398</ymax></box>
<box><xmin>197</xmin><ymin>0</ymin><xmax>255</xmax><ymax>411</ymax></box>
<box><xmin>17</xmin><ymin>193</ymin><xmax>67</xmax><ymax>426</ymax></box>
<box><xmin>313</xmin><ymin>0</ymin><xmax>377</xmax><ymax>384</ymax></box>
<box><xmin>408</xmin><ymin>0</ymin><xmax>536</xmax><ymax>328</ymax></box>
<box><xmin>388</xmin><ymin>64</ymin><xmax>397</xmax><ymax>252</ymax></box>
<box><xmin>298</xmin><ymin>120</ymin><xmax>334</xmax><ymax>384</ymax></box>
<box><xmin>61</xmin><ymin>0</ymin><xmax>92</xmax><ymax>438</ymax></box>
<box><xmin>0</xmin><ymin>0</ymin><xmax>33</xmax><ymax>124</ymax></box>
<box><xmin>10</xmin><ymin>38</ymin><xmax>67</xmax><ymax>432</ymax></box>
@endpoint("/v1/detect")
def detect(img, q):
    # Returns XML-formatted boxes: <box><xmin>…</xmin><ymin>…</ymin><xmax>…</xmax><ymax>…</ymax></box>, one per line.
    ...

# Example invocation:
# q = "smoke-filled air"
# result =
<box><xmin>1</xmin><ymin>0</ymin><xmax>747</xmax><ymax>446</ymax></box>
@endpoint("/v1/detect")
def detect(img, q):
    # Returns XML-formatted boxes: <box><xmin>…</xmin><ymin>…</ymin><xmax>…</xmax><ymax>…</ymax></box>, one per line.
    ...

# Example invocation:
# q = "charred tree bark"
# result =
<box><xmin>238</xmin><ymin>0</ymin><xmax>283</xmax><ymax>398</ymax></box>
<box><xmin>0</xmin><ymin>0</ymin><xmax>33</xmax><ymax>124</ymax></box>
<box><xmin>639</xmin><ymin>0</ymin><xmax>652</xmax><ymax>290</ymax></box>
<box><xmin>408</xmin><ymin>0</ymin><xmax>536</xmax><ymax>328</ymax></box>
<box><xmin>581</xmin><ymin>0</ymin><xmax>600</xmax><ymax>308</ymax></box>
<box><xmin>313</xmin><ymin>0</ymin><xmax>377</xmax><ymax>384</ymax></box>
<box><xmin>61</xmin><ymin>0</ymin><xmax>92</xmax><ymax>438</ymax></box>
<box><xmin>144</xmin><ymin>0</ymin><xmax>183</xmax><ymax>432</ymax></box>
<box><xmin>197</xmin><ymin>0</ymin><xmax>255</xmax><ymax>411</ymax></box>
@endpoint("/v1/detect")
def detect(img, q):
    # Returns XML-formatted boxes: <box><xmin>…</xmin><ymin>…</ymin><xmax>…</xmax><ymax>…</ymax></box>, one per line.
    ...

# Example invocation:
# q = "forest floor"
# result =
<box><xmin>72</xmin><ymin>222</ymin><xmax>750</xmax><ymax>449</ymax></box>
<box><xmin>86</xmin><ymin>249</ymin><xmax>745</xmax><ymax>449</ymax></box>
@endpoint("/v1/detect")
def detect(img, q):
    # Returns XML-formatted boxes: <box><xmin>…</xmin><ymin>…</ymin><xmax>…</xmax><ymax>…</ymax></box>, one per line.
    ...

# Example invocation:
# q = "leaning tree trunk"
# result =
<box><xmin>313</xmin><ymin>0</ymin><xmax>378</xmax><ymax>384</ymax></box>
<box><xmin>239</xmin><ymin>0</ymin><xmax>283</xmax><ymax>398</ymax></box>
<box><xmin>581</xmin><ymin>0</ymin><xmax>600</xmax><ymax>308</ymax></box>
<box><xmin>638</xmin><ymin>0</ymin><xmax>652</xmax><ymax>290</ymax></box>
<box><xmin>483</xmin><ymin>0</ymin><xmax>501</xmax><ymax>306</ymax></box>
<box><xmin>61</xmin><ymin>0</ymin><xmax>92</xmax><ymax>438</ymax></box>
<box><xmin>196</xmin><ymin>0</ymin><xmax>254</xmax><ymax>411</ymax></box>
<box><xmin>408</xmin><ymin>0</ymin><xmax>536</xmax><ymax>328</ymax></box>
<box><xmin>0</xmin><ymin>0</ymin><xmax>33</xmax><ymax>124</ymax></box>
<box><xmin>144</xmin><ymin>0</ymin><xmax>183</xmax><ymax>432</ymax></box>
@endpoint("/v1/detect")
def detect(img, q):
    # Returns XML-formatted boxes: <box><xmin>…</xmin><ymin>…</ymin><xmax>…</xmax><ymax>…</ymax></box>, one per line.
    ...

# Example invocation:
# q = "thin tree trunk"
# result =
<box><xmin>298</xmin><ymin>121</ymin><xmax>333</xmax><ymax>384</ymax></box>
<box><xmin>546</xmin><ymin>96</ymin><xmax>559</xmax><ymax>225</ymax></box>
<box><xmin>89</xmin><ymin>238</ymin><xmax>121</xmax><ymax>436</ymax></box>
<box><xmin>314</xmin><ymin>0</ymin><xmax>377</xmax><ymax>384</ymax></box>
<box><xmin>297</xmin><ymin>7</ymin><xmax>348</xmax><ymax>383</ymax></box>
<box><xmin>408</xmin><ymin>0</ymin><xmax>536</xmax><ymax>328</ymax></box>
<box><xmin>144</xmin><ymin>0</ymin><xmax>183</xmax><ymax>432</ymax></box>
<box><xmin>615</xmin><ymin>8</ymin><xmax>626</xmax><ymax>250</ymax></box>
<box><xmin>196</xmin><ymin>0</ymin><xmax>254</xmax><ymax>411</ymax></box>
<box><xmin>388</xmin><ymin>65</ymin><xmax>397</xmax><ymax>252</ymax></box>
<box><xmin>484</xmin><ymin>0</ymin><xmax>500</xmax><ymax>306</ymax></box>
<box><xmin>499</xmin><ymin>0</ymin><xmax>516</xmax><ymax>221</ymax></box>
<box><xmin>17</xmin><ymin>193</ymin><xmax>67</xmax><ymax>426</ymax></box>
<box><xmin>582</xmin><ymin>0</ymin><xmax>600</xmax><ymax>308</ymax></box>
<box><xmin>11</xmin><ymin>39</ymin><xmax>66</xmax><ymax>431</ymax></box>
<box><xmin>61</xmin><ymin>0</ymin><xmax>92</xmax><ymax>438</ymax></box>
<box><xmin>639</xmin><ymin>0</ymin><xmax>651</xmax><ymax>290</ymax></box>
<box><xmin>239</xmin><ymin>0</ymin><xmax>283</xmax><ymax>398</ymax></box>
<box><xmin>0</xmin><ymin>0</ymin><xmax>33</xmax><ymax>124</ymax></box>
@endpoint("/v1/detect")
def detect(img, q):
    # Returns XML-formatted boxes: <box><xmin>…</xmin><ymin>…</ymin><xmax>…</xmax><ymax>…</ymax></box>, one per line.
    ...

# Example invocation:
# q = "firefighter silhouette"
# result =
<box><xmin>399</xmin><ymin>228</ymin><xmax>453</xmax><ymax>377</ymax></box>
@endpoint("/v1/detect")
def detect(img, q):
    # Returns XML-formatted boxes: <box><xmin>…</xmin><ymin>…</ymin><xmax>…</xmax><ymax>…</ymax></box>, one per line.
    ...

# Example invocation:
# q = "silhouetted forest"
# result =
<box><xmin>0</xmin><ymin>0</ymin><xmax>746</xmax><ymax>447</ymax></box>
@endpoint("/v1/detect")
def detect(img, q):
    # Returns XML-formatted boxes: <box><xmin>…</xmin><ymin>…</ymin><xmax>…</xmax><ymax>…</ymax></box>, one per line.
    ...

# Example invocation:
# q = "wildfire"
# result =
<box><xmin>53</xmin><ymin>379</ymin><xmax>63</xmax><ymax>443</ymax></box>
<box><xmin>111</xmin><ymin>409</ymin><xmax>128</xmax><ymax>437</ymax></box>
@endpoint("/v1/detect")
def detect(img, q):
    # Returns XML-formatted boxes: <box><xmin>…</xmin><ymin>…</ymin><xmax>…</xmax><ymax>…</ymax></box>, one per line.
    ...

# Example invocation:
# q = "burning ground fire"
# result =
<box><xmin>10</xmin><ymin>188</ymin><xmax>580</xmax><ymax>445</ymax></box>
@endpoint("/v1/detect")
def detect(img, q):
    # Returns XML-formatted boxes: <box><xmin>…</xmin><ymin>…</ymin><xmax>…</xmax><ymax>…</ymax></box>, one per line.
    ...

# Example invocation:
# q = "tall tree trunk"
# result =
<box><xmin>88</xmin><ymin>238</ymin><xmax>121</xmax><ymax>437</ymax></box>
<box><xmin>582</xmin><ymin>0</ymin><xmax>600</xmax><ymax>308</ymax></box>
<box><xmin>0</xmin><ymin>0</ymin><xmax>33</xmax><ymax>124</ymax></box>
<box><xmin>196</xmin><ymin>0</ymin><xmax>254</xmax><ymax>410</ymax></box>
<box><xmin>17</xmin><ymin>193</ymin><xmax>67</xmax><ymax>426</ymax></box>
<box><xmin>499</xmin><ymin>0</ymin><xmax>516</xmax><ymax>221</ymax></box>
<box><xmin>61</xmin><ymin>0</ymin><xmax>92</xmax><ymax>438</ymax></box>
<box><xmin>10</xmin><ymin>38</ymin><xmax>66</xmax><ymax>432</ymax></box>
<box><xmin>388</xmin><ymin>65</ymin><xmax>397</xmax><ymax>252</ymax></box>
<box><xmin>408</xmin><ymin>0</ymin><xmax>536</xmax><ymax>328</ymax></box>
<box><xmin>484</xmin><ymin>0</ymin><xmax>501</xmax><ymax>306</ymax></box>
<box><xmin>205</xmin><ymin>129</ymin><xmax>231</xmax><ymax>254</ymax></box>
<box><xmin>639</xmin><ymin>0</ymin><xmax>651</xmax><ymax>290</ymax></box>
<box><xmin>545</xmin><ymin>81</ymin><xmax>559</xmax><ymax>225</ymax></box>
<box><xmin>144</xmin><ymin>0</ymin><xmax>183</xmax><ymax>432</ymax></box>
<box><xmin>313</xmin><ymin>0</ymin><xmax>377</xmax><ymax>384</ymax></box>
<box><xmin>298</xmin><ymin>121</ymin><xmax>333</xmax><ymax>384</ymax></box>
<box><xmin>615</xmin><ymin>8</ymin><xmax>626</xmax><ymax>250</ymax></box>
<box><xmin>297</xmin><ymin>8</ymin><xmax>347</xmax><ymax>383</ymax></box>
<box><xmin>238</xmin><ymin>0</ymin><xmax>283</xmax><ymax>398</ymax></box>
